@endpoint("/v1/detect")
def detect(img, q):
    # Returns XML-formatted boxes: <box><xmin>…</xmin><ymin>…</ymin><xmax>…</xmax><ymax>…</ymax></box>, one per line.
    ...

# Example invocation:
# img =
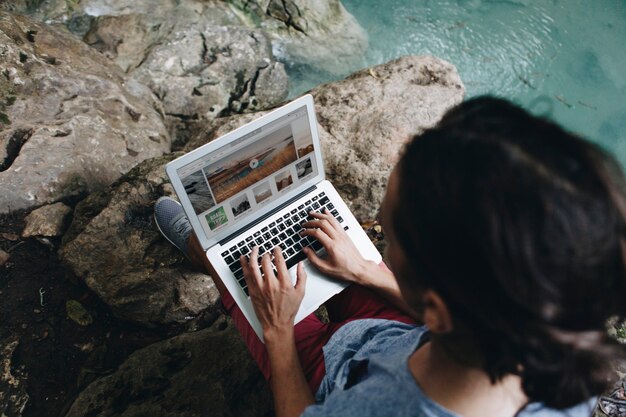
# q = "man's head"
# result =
<box><xmin>383</xmin><ymin>96</ymin><xmax>626</xmax><ymax>408</ymax></box>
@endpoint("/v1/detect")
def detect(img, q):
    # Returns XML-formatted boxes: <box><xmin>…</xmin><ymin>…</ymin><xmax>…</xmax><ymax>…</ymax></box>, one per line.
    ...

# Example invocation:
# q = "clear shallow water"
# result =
<box><xmin>287</xmin><ymin>0</ymin><xmax>626</xmax><ymax>166</ymax></box>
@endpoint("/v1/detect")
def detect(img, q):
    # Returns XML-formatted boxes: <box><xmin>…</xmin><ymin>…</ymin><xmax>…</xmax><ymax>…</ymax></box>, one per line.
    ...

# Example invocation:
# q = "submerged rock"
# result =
<box><xmin>59</xmin><ymin>154</ymin><xmax>221</xmax><ymax>326</ymax></box>
<box><xmin>188</xmin><ymin>55</ymin><xmax>465</xmax><ymax>221</ymax></box>
<box><xmin>0</xmin><ymin>12</ymin><xmax>170</xmax><ymax>214</ymax></box>
<box><xmin>22</xmin><ymin>202</ymin><xmax>72</xmax><ymax>237</ymax></box>
<box><xmin>63</xmin><ymin>316</ymin><xmax>272</xmax><ymax>417</ymax></box>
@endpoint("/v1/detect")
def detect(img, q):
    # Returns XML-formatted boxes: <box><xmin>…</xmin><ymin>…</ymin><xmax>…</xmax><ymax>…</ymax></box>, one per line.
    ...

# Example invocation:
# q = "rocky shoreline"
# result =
<box><xmin>0</xmin><ymin>1</ymin><xmax>618</xmax><ymax>417</ymax></box>
<box><xmin>0</xmin><ymin>2</ymin><xmax>464</xmax><ymax>414</ymax></box>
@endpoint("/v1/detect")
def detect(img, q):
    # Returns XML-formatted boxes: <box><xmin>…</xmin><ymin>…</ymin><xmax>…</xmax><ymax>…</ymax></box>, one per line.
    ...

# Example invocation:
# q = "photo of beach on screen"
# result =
<box><xmin>181</xmin><ymin>170</ymin><xmax>216</xmax><ymax>214</ymax></box>
<box><xmin>204</xmin><ymin>125</ymin><xmax>298</xmax><ymax>203</ymax></box>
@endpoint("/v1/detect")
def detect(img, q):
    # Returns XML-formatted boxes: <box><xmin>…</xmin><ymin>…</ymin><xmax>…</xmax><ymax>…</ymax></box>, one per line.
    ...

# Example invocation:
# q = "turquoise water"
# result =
<box><xmin>288</xmin><ymin>0</ymin><xmax>626</xmax><ymax>166</ymax></box>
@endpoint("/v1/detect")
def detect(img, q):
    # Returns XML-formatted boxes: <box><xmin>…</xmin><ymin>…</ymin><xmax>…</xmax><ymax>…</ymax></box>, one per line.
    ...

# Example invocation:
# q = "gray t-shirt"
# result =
<box><xmin>302</xmin><ymin>319</ymin><xmax>597</xmax><ymax>417</ymax></box>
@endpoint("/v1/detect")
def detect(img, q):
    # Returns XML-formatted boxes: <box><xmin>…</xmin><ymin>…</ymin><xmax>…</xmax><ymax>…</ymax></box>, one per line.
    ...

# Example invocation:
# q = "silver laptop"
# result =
<box><xmin>166</xmin><ymin>94</ymin><xmax>381</xmax><ymax>341</ymax></box>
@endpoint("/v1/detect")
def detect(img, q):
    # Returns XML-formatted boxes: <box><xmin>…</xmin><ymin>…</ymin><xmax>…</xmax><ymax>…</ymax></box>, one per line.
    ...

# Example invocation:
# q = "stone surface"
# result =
<box><xmin>3</xmin><ymin>0</ymin><xmax>368</xmax><ymax>76</ymax></box>
<box><xmin>83</xmin><ymin>6</ymin><xmax>290</xmax><ymax>143</ymax></box>
<box><xmin>12</xmin><ymin>0</ymin><xmax>290</xmax><ymax>144</ymax></box>
<box><xmin>63</xmin><ymin>316</ymin><xmax>273</xmax><ymax>417</ymax></box>
<box><xmin>22</xmin><ymin>202</ymin><xmax>72</xmax><ymax>237</ymax></box>
<box><xmin>0</xmin><ymin>337</ymin><xmax>29</xmax><ymax>417</ymax></box>
<box><xmin>0</xmin><ymin>249</ymin><xmax>9</xmax><ymax>267</ymax></box>
<box><xmin>3</xmin><ymin>0</ymin><xmax>369</xmax><ymax>142</ymax></box>
<box><xmin>0</xmin><ymin>12</ymin><xmax>170</xmax><ymax>213</ymax></box>
<box><xmin>59</xmin><ymin>154</ymin><xmax>221</xmax><ymax>326</ymax></box>
<box><xmin>187</xmin><ymin>55</ymin><xmax>465</xmax><ymax>221</ymax></box>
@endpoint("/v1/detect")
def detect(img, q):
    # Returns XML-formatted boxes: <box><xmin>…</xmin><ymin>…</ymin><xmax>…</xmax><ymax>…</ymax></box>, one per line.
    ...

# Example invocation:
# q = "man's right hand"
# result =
<box><xmin>300</xmin><ymin>209</ymin><xmax>373</xmax><ymax>284</ymax></box>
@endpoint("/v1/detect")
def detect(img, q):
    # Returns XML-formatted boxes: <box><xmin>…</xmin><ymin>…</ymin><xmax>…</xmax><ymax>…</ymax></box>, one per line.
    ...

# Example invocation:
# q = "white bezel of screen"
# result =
<box><xmin>166</xmin><ymin>94</ymin><xmax>326</xmax><ymax>251</ymax></box>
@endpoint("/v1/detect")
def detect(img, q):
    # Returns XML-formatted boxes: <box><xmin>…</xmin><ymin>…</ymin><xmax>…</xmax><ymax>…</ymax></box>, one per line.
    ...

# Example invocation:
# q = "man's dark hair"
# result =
<box><xmin>394</xmin><ymin>96</ymin><xmax>626</xmax><ymax>409</ymax></box>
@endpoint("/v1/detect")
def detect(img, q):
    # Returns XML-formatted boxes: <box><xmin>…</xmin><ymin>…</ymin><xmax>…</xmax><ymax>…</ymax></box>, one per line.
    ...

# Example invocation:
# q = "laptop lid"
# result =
<box><xmin>166</xmin><ymin>94</ymin><xmax>326</xmax><ymax>251</ymax></box>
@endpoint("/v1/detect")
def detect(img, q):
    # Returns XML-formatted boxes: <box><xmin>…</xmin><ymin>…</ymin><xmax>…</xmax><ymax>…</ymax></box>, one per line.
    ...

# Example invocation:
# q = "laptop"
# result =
<box><xmin>166</xmin><ymin>94</ymin><xmax>382</xmax><ymax>341</ymax></box>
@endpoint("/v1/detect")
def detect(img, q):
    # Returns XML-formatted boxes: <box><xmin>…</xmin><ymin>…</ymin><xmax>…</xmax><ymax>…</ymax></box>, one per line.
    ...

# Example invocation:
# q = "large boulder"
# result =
<box><xmin>187</xmin><ymin>55</ymin><xmax>465</xmax><ymax>221</ymax></box>
<box><xmin>63</xmin><ymin>316</ymin><xmax>273</xmax><ymax>417</ymax></box>
<box><xmin>0</xmin><ymin>11</ymin><xmax>170</xmax><ymax>213</ymax></box>
<box><xmin>2</xmin><ymin>1</ymin><xmax>369</xmax><ymax>142</ymax></box>
<box><xmin>59</xmin><ymin>154</ymin><xmax>221</xmax><ymax>326</ymax></box>
<box><xmin>3</xmin><ymin>0</ymin><xmax>368</xmax><ymax>76</ymax></box>
<box><xmin>59</xmin><ymin>56</ymin><xmax>463</xmax><ymax>326</ymax></box>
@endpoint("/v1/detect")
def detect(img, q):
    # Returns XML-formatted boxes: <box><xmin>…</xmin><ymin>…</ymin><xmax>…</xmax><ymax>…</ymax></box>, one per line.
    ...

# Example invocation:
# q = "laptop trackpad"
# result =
<box><xmin>293</xmin><ymin>260</ymin><xmax>348</xmax><ymax>319</ymax></box>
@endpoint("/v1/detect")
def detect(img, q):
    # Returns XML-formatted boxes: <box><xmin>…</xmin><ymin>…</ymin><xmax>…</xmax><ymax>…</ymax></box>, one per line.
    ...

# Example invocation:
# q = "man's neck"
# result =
<box><xmin>408</xmin><ymin>340</ymin><xmax>527</xmax><ymax>417</ymax></box>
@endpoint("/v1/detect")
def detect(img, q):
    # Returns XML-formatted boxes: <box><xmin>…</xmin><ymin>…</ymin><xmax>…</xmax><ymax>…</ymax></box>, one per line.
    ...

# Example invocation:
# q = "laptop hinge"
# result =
<box><xmin>218</xmin><ymin>184</ymin><xmax>318</xmax><ymax>246</ymax></box>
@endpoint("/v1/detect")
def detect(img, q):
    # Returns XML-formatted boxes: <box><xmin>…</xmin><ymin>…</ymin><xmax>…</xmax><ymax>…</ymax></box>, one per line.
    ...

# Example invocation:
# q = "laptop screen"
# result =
<box><xmin>176</xmin><ymin>105</ymin><xmax>318</xmax><ymax>239</ymax></box>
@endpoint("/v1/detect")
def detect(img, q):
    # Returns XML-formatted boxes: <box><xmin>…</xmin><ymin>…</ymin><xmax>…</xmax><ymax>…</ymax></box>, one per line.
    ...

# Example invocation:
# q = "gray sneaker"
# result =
<box><xmin>154</xmin><ymin>196</ymin><xmax>192</xmax><ymax>258</ymax></box>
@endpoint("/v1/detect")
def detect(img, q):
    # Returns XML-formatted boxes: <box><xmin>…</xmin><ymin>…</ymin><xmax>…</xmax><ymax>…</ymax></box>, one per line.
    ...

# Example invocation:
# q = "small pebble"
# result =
<box><xmin>66</xmin><ymin>300</ymin><xmax>93</xmax><ymax>326</ymax></box>
<box><xmin>34</xmin><ymin>308</ymin><xmax>41</xmax><ymax>314</ymax></box>
<box><xmin>22</xmin><ymin>202</ymin><xmax>71</xmax><ymax>237</ymax></box>
<box><xmin>0</xmin><ymin>232</ymin><xmax>19</xmax><ymax>241</ymax></box>
<box><xmin>21</xmin><ymin>323</ymin><xmax>27</xmax><ymax>329</ymax></box>
<box><xmin>0</xmin><ymin>249</ymin><xmax>9</xmax><ymax>267</ymax></box>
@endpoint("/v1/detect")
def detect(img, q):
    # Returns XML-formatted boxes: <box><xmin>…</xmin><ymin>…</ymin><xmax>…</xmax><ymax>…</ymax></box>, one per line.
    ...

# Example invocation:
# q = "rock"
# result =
<box><xmin>0</xmin><ymin>337</ymin><xmax>29</xmax><ymax>417</ymax></box>
<box><xmin>4</xmin><ymin>0</ymin><xmax>369</xmax><ymax>141</ymax></box>
<box><xmin>187</xmin><ymin>55</ymin><xmax>465</xmax><ymax>221</ymax></box>
<box><xmin>128</xmin><ymin>24</ymin><xmax>289</xmax><ymax>143</ymax></box>
<box><xmin>17</xmin><ymin>0</ymin><xmax>288</xmax><ymax>142</ymax></box>
<box><xmin>59</xmin><ymin>154</ymin><xmax>221</xmax><ymax>326</ymax></box>
<box><xmin>0</xmin><ymin>12</ymin><xmax>170</xmax><ymax>214</ymax></box>
<box><xmin>75</xmin><ymin>1</ymin><xmax>289</xmax><ymax>143</ymax></box>
<box><xmin>226</xmin><ymin>0</ymin><xmax>369</xmax><ymax>76</ymax></box>
<box><xmin>4</xmin><ymin>0</ymin><xmax>368</xmax><ymax>77</ymax></box>
<box><xmin>22</xmin><ymin>202</ymin><xmax>72</xmax><ymax>237</ymax></box>
<box><xmin>63</xmin><ymin>316</ymin><xmax>272</xmax><ymax>417</ymax></box>
<box><xmin>0</xmin><ymin>249</ymin><xmax>8</xmax><ymax>267</ymax></box>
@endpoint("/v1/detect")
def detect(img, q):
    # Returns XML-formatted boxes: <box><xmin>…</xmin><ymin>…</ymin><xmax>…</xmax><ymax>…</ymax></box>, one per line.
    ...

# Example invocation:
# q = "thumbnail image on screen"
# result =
<box><xmin>253</xmin><ymin>181</ymin><xmax>272</xmax><ymax>204</ymax></box>
<box><xmin>275</xmin><ymin>170</ymin><xmax>293</xmax><ymax>192</ymax></box>
<box><xmin>206</xmin><ymin>206</ymin><xmax>228</xmax><ymax>231</ymax></box>
<box><xmin>181</xmin><ymin>170</ymin><xmax>216</xmax><ymax>215</ymax></box>
<box><xmin>294</xmin><ymin>130</ymin><xmax>314</xmax><ymax>158</ymax></box>
<box><xmin>296</xmin><ymin>157</ymin><xmax>313</xmax><ymax>179</ymax></box>
<box><xmin>204</xmin><ymin>125</ymin><xmax>298</xmax><ymax>203</ymax></box>
<box><xmin>230</xmin><ymin>193</ymin><xmax>252</xmax><ymax>218</ymax></box>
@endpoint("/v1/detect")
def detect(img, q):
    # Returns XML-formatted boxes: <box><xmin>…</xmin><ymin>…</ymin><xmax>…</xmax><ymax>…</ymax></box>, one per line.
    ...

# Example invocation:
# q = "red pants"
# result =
<box><xmin>221</xmin><ymin>264</ymin><xmax>415</xmax><ymax>393</ymax></box>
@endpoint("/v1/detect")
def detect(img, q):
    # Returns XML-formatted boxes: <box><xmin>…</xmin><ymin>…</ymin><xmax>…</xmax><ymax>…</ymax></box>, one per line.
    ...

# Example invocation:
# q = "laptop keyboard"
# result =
<box><xmin>220</xmin><ymin>191</ymin><xmax>348</xmax><ymax>296</ymax></box>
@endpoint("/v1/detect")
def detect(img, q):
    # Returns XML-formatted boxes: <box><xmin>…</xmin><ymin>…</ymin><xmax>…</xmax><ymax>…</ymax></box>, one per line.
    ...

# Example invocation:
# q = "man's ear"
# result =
<box><xmin>422</xmin><ymin>289</ymin><xmax>453</xmax><ymax>333</ymax></box>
